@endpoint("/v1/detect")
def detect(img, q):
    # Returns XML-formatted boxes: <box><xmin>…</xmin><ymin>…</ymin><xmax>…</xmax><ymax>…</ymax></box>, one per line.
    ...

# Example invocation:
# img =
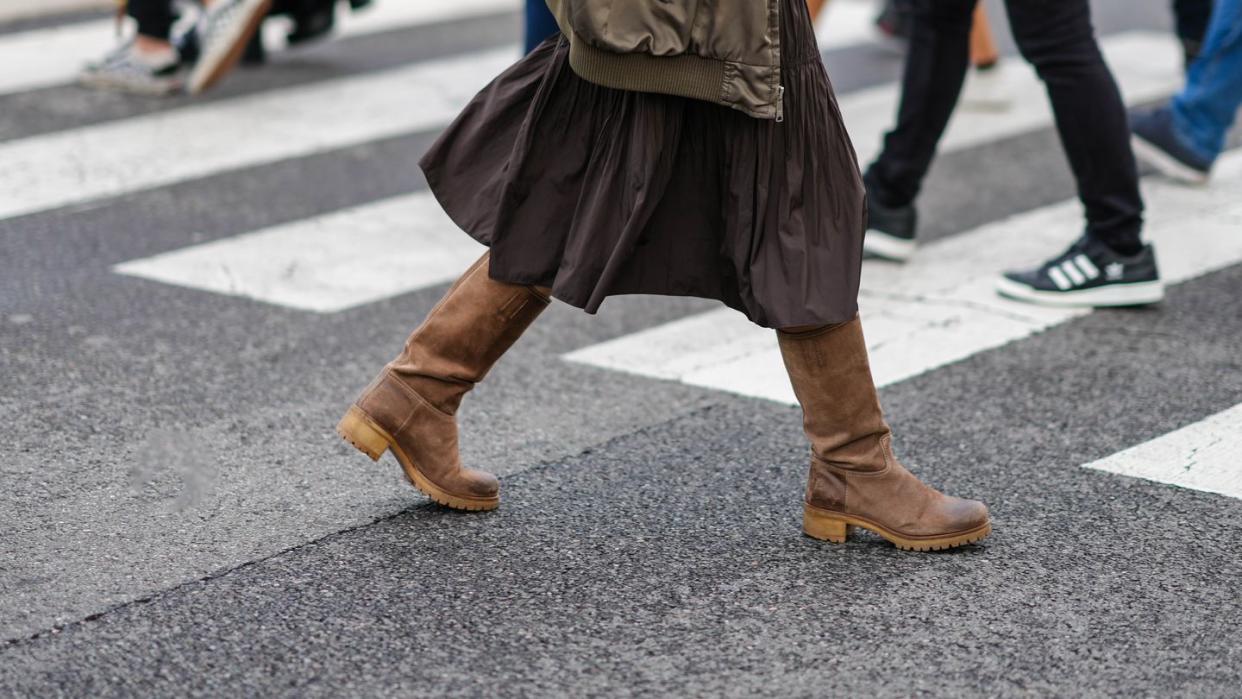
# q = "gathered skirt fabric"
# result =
<box><xmin>419</xmin><ymin>0</ymin><xmax>866</xmax><ymax>328</ymax></box>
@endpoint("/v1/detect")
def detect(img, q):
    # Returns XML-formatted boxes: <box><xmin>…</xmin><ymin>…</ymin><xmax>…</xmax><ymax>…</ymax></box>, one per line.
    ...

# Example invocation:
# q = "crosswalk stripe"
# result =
<box><xmin>0</xmin><ymin>31</ymin><xmax>1179</xmax><ymax>223</ymax></box>
<box><xmin>0</xmin><ymin>0</ymin><xmax>109</xmax><ymax>23</ymax></box>
<box><xmin>0</xmin><ymin>0</ymin><xmax>516</xmax><ymax>97</ymax></box>
<box><xmin>564</xmin><ymin>151</ymin><xmax>1242</xmax><ymax>404</ymax></box>
<box><xmin>98</xmin><ymin>32</ymin><xmax>1183</xmax><ymax>316</ymax></box>
<box><xmin>113</xmin><ymin>192</ymin><xmax>485</xmax><ymax>312</ymax></box>
<box><xmin>0</xmin><ymin>46</ymin><xmax>515</xmax><ymax>222</ymax></box>
<box><xmin>1083</xmin><ymin>403</ymin><xmax>1242</xmax><ymax>500</ymax></box>
<box><xmin>814</xmin><ymin>0</ymin><xmax>881</xmax><ymax>50</ymax></box>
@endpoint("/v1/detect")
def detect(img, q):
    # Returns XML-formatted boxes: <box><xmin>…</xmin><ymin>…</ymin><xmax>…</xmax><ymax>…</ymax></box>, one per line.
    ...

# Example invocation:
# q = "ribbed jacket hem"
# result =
<box><xmin>568</xmin><ymin>35</ymin><xmax>775</xmax><ymax>119</ymax></box>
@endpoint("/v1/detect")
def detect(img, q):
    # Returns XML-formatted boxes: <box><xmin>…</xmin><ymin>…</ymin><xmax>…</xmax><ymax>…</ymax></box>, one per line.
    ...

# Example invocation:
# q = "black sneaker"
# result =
<box><xmin>996</xmin><ymin>236</ymin><xmax>1164</xmax><ymax>308</ymax></box>
<box><xmin>1130</xmin><ymin>107</ymin><xmax>1212</xmax><ymax>184</ymax></box>
<box><xmin>863</xmin><ymin>196</ymin><xmax>918</xmax><ymax>262</ymax></box>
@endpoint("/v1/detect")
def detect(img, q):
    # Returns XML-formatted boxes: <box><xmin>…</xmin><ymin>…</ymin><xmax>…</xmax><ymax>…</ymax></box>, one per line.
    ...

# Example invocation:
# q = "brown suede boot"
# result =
<box><xmin>778</xmin><ymin>317</ymin><xmax>991</xmax><ymax>551</ymax></box>
<box><xmin>336</xmin><ymin>253</ymin><xmax>549</xmax><ymax>511</ymax></box>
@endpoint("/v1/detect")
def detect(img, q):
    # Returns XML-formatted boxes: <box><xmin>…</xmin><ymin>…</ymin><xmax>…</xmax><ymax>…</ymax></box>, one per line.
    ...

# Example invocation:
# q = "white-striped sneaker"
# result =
<box><xmin>995</xmin><ymin>236</ymin><xmax>1164</xmax><ymax>308</ymax></box>
<box><xmin>186</xmin><ymin>0</ymin><xmax>273</xmax><ymax>95</ymax></box>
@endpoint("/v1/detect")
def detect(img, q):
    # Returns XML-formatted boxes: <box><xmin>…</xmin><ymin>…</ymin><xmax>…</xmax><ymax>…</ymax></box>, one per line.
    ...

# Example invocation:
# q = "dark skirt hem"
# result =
<box><xmin>418</xmin><ymin>0</ymin><xmax>865</xmax><ymax>330</ymax></box>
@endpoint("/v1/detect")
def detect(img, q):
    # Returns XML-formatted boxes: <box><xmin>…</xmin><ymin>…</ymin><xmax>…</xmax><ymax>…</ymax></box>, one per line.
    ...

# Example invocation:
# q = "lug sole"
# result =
<box><xmin>803</xmin><ymin>504</ymin><xmax>992</xmax><ymax>552</ymax></box>
<box><xmin>336</xmin><ymin>406</ymin><xmax>500</xmax><ymax>512</ymax></box>
<box><xmin>187</xmin><ymin>0</ymin><xmax>273</xmax><ymax>95</ymax></box>
<box><xmin>995</xmin><ymin>276</ymin><xmax>1165</xmax><ymax>308</ymax></box>
<box><xmin>863</xmin><ymin>229</ymin><xmax>916</xmax><ymax>262</ymax></box>
<box><xmin>1131</xmin><ymin>134</ymin><xmax>1211</xmax><ymax>186</ymax></box>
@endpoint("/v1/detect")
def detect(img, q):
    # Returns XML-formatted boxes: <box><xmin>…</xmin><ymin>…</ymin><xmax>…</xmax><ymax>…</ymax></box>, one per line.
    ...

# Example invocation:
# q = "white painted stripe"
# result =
<box><xmin>0</xmin><ymin>0</ymin><xmax>516</xmax><ymax>96</ymax></box>
<box><xmin>1074</xmin><ymin>254</ymin><xmax>1100</xmax><ymax>280</ymax></box>
<box><xmin>1050</xmin><ymin>264</ymin><xmax>1076</xmax><ymax>289</ymax></box>
<box><xmin>564</xmin><ymin>151</ymin><xmax>1242</xmax><ymax>404</ymax></box>
<box><xmin>0</xmin><ymin>46</ymin><xmax>516</xmax><ymax>221</ymax></box>
<box><xmin>1083</xmin><ymin>403</ymin><xmax>1242</xmax><ymax>500</ymax></box>
<box><xmin>814</xmin><ymin>0</ymin><xmax>880</xmax><ymax>51</ymax></box>
<box><xmin>0</xmin><ymin>0</ymin><xmax>108</xmax><ymax>23</ymax></box>
<box><xmin>114</xmin><ymin>192</ymin><xmax>485</xmax><ymax>312</ymax></box>
<box><xmin>0</xmin><ymin>31</ymin><xmax>1179</xmax><ymax>223</ymax></box>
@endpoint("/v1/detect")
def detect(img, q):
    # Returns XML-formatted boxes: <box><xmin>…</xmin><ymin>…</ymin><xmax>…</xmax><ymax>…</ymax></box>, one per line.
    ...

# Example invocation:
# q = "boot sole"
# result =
<box><xmin>336</xmin><ymin>406</ymin><xmax>500</xmax><ymax>512</ymax></box>
<box><xmin>803</xmin><ymin>504</ymin><xmax>991</xmax><ymax>552</ymax></box>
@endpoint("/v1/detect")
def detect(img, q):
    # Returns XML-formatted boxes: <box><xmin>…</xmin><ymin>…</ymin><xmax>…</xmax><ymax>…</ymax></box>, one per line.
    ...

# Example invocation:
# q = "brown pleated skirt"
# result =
<box><xmin>420</xmin><ymin>0</ymin><xmax>865</xmax><ymax>328</ymax></box>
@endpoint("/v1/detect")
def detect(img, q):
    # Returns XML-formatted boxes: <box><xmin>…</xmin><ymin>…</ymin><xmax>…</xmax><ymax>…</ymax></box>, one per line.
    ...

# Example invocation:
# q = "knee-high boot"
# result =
<box><xmin>778</xmin><ymin>317</ymin><xmax>991</xmax><ymax>551</ymax></box>
<box><xmin>337</xmin><ymin>253</ymin><xmax>550</xmax><ymax>511</ymax></box>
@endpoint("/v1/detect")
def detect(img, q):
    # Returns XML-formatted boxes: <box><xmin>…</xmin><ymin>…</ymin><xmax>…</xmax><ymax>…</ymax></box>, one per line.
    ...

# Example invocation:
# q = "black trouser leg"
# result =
<box><xmin>1174</xmin><ymin>0</ymin><xmax>1214</xmax><ymax>43</ymax></box>
<box><xmin>1004</xmin><ymin>0</ymin><xmax>1145</xmax><ymax>254</ymax></box>
<box><xmin>863</xmin><ymin>0</ymin><xmax>975</xmax><ymax>208</ymax></box>
<box><xmin>126</xmin><ymin>0</ymin><xmax>178</xmax><ymax>41</ymax></box>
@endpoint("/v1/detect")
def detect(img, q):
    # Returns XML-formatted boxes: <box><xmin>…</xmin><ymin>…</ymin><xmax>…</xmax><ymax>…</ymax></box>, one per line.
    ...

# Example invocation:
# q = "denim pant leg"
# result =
<box><xmin>127</xmin><ymin>0</ymin><xmax>178</xmax><ymax>41</ymax></box>
<box><xmin>1172</xmin><ymin>0</ymin><xmax>1242</xmax><ymax>163</ymax></box>
<box><xmin>524</xmin><ymin>0</ymin><xmax>560</xmax><ymax>54</ymax></box>
<box><xmin>863</xmin><ymin>0</ymin><xmax>975</xmax><ymax>208</ymax></box>
<box><xmin>1004</xmin><ymin>0</ymin><xmax>1145</xmax><ymax>253</ymax></box>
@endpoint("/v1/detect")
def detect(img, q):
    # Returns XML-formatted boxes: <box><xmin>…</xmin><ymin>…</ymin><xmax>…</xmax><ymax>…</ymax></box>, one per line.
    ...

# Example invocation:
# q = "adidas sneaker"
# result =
<box><xmin>996</xmin><ymin>236</ymin><xmax>1164</xmax><ymax>308</ymax></box>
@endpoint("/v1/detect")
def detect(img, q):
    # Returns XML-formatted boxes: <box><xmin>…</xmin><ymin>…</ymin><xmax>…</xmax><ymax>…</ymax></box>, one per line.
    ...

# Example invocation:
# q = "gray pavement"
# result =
<box><xmin>3</xmin><ymin>1</ymin><xmax>1241</xmax><ymax>696</ymax></box>
<box><xmin>4</xmin><ymin>267</ymin><xmax>1241</xmax><ymax>697</ymax></box>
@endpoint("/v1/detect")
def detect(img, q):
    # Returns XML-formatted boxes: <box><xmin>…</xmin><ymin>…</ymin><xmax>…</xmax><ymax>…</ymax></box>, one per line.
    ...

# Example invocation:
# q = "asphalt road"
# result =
<box><xmin>2</xmin><ymin>1</ymin><xmax>1240</xmax><ymax>696</ymax></box>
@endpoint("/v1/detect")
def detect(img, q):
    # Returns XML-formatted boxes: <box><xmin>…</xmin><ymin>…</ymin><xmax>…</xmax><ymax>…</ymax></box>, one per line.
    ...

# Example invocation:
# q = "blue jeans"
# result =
<box><xmin>525</xmin><ymin>0</ymin><xmax>560</xmax><ymax>54</ymax></box>
<box><xmin>1171</xmin><ymin>0</ymin><xmax>1242</xmax><ymax>163</ymax></box>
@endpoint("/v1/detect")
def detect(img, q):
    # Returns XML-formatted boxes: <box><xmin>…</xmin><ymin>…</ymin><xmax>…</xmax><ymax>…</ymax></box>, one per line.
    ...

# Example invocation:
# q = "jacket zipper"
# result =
<box><xmin>775</xmin><ymin>85</ymin><xmax>785</xmax><ymax>122</ymax></box>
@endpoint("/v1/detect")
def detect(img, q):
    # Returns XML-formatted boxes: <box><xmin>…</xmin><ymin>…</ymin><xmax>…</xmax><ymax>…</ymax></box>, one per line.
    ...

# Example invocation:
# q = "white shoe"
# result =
<box><xmin>79</xmin><ymin>43</ymin><xmax>184</xmax><ymax>96</ymax></box>
<box><xmin>186</xmin><ymin>0</ymin><xmax>272</xmax><ymax>95</ymax></box>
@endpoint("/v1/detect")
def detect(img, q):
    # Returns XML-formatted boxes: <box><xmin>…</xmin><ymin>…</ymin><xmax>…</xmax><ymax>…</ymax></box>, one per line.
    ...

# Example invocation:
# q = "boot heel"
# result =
<box><xmin>336</xmin><ymin>407</ymin><xmax>390</xmax><ymax>461</ymax></box>
<box><xmin>803</xmin><ymin>506</ymin><xmax>849</xmax><ymax>543</ymax></box>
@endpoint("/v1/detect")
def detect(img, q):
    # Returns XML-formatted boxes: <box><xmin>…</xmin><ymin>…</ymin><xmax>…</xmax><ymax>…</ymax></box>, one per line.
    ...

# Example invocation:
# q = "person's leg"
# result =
<box><xmin>338</xmin><ymin>254</ymin><xmax>550</xmax><ymax>512</ymax></box>
<box><xmin>860</xmin><ymin>0</ymin><xmax>973</xmax><ymax>261</ymax></box>
<box><xmin>1173</xmin><ymin>0</ymin><xmax>1215</xmax><ymax>66</ymax></box>
<box><xmin>969</xmin><ymin>4</ymin><xmax>1000</xmax><ymax>67</ymax></box>
<box><xmin>1004</xmin><ymin>0</ymin><xmax>1144</xmax><ymax>256</ymax></box>
<box><xmin>994</xmin><ymin>0</ymin><xmax>1162</xmax><ymax>308</ymax></box>
<box><xmin>1171</xmin><ymin>0</ymin><xmax>1242</xmax><ymax>163</ymax></box>
<box><xmin>806</xmin><ymin>0</ymin><xmax>830</xmax><ymax>24</ymax></box>
<box><xmin>1131</xmin><ymin>0</ymin><xmax>1242</xmax><ymax>182</ymax></box>
<box><xmin>127</xmin><ymin>0</ymin><xmax>178</xmax><ymax>46</ymax></box>
<box><xmin>779</xmin><ymin>318</ymin><xmax>991</xmax><ymax>551</ymax></box>
<box><xmin>525</xmin><ymin>0</ymin><xmax>560</xmax><ymax>54</ymax></box>
<box><xmin>864</xmin><ymin>0</ymin><xmax>975</xmax><ymax>209</ymax></box>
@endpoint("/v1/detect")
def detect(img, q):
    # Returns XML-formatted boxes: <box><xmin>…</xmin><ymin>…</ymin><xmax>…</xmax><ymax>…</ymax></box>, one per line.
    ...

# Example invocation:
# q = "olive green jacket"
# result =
<box><xmin>544</xmin><ymin>0</ymin><xmax>785</xmax><ymax>120</ymax></box>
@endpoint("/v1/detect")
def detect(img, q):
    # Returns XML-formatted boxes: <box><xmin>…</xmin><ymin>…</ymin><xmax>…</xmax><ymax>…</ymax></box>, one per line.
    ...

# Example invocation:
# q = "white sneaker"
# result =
<box><xmin>186</xmin><ymin>0</ymin><xmax>272</xmax><ymax>95</ymax></box>
<box><xmin>79</xmin><ymin>42</ymin><xmax>184</xmax><ymax>96</ymax></box>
